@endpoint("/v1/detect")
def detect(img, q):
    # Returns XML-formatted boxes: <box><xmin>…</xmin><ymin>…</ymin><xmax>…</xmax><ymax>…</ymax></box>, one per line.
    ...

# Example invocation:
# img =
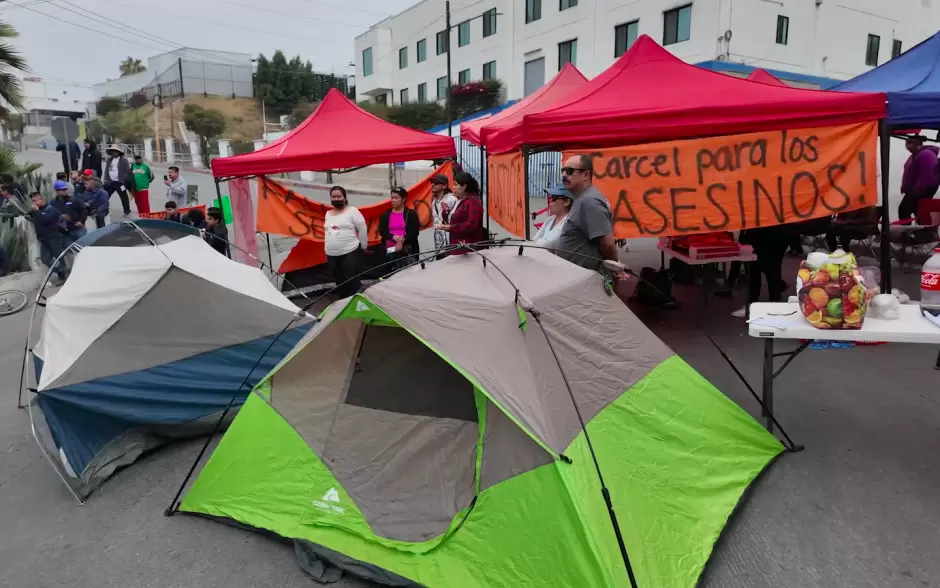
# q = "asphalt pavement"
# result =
<box><xmin>1</xmin><ymin>151</ymin><xmax>939</xmax><ymax>588</ymax></box>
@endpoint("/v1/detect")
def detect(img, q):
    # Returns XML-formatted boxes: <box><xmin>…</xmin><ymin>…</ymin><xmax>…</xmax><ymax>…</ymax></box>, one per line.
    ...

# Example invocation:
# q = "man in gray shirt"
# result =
<box><xmin>555</xmin><ymin>154</ymin><xmax>624</xmax><ymax>277</ymax></box>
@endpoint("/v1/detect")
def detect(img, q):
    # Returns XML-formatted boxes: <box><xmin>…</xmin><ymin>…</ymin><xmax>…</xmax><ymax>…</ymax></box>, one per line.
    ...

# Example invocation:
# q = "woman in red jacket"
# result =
<box><xmin>435</xmin><ymin>171</ymin><xmax>486</xmax><ymax>255</ymax></box>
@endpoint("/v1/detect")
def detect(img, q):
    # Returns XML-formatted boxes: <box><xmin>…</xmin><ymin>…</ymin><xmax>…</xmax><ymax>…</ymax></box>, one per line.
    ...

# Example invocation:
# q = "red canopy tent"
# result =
<box><xmin>747</xmin><ymin>68</ymin><xmax>788</xmax><ymax>86</ymax></box>
<box><xmin>210</xmin><ymin>89</ymin><xmax>456</xmax><ymax>178</ymax></box>
<box><xmin>460</xmin><ymin>63</ymin><xmax>588</xmax><ymax>148</ymax></box>
<box><xmin>489</xmin><ymin>35</ymin><xmax>885</xmax><ymax>153</ymax></box>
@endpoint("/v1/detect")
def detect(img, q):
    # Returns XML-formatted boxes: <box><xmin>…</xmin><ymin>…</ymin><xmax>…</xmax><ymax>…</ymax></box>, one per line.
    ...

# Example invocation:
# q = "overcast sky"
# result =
<box><xmin>1</xmin><ymin>0</ymin><xmax>416</xmax><ymax>89</ymax></box>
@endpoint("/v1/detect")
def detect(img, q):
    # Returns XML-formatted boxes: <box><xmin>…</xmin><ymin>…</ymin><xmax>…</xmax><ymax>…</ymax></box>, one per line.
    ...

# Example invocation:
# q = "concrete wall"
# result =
<box><xmin>355</xmin><ymin>0</ymin><xmax>940</xmax><ymax>102</ymax></box>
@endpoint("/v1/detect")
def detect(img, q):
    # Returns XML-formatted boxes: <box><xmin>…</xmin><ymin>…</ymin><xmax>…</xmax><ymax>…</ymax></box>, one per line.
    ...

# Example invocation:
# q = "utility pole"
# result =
<box><xmin>445</xmin><ymin>0</ymin><xmax>453</xmax><ymax>137</ymax></box>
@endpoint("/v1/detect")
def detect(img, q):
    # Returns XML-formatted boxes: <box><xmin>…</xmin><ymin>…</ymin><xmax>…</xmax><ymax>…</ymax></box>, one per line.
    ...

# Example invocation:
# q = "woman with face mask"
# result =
<box><xmin>325</xmin><ymin>186</ymin><xmax>368</xmax><ymax>298</ymax></box>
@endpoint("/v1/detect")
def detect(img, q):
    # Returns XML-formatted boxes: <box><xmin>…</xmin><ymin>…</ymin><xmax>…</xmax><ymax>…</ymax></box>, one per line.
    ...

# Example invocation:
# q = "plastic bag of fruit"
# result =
<box><xmin>796</xmin><ymin>250</ymin><xmax>870</xmax><ymax>329</ymax></box>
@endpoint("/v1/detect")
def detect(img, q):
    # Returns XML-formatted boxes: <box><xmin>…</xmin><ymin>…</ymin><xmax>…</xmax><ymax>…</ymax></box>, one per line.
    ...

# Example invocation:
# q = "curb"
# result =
<box><xmin>173</xmin><ymin>166</ymin><xmax>388</xmax><ymax>198</ymax></box>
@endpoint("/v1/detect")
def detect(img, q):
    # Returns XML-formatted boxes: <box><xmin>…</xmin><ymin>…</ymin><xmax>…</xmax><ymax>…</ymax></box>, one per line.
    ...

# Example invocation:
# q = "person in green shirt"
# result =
<box><xmin>130</xmin><ymin>153</ymin><xmax>155</xmax><ymax>215</ymax></box>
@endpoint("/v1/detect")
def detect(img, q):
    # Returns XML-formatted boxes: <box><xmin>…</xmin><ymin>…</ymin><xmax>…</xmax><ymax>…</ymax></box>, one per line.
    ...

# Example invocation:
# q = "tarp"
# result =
<box><xmin>210</xmin><ymin>89</ymin><xmax>456</xmax><ymax>177</ymax></box>
<box><xmin>459</xmin><ymin>64</ymin><xmax>588</xmax><ymax>148</ymax></box>
<box><xmin>260</xmin><ymin>162</ymin><xmax>456</xmax><ymax>273</ymax></box>
<box><xmin>490</xmin><ymin>35</ymin><xmax>886</xmax><ymax>153</ymax></box>
<box><xmin>831</xmin><ymin>31</ymin><xmax>940</xmax><ymax>128</ymax></box>
<box><xmin>747</xmin><ymin>68</ymin><xmax>787</xmax><ymax>86</ymax></box>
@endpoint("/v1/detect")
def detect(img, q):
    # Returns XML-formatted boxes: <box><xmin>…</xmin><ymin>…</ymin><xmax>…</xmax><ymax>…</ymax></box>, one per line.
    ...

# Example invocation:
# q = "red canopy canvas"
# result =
<box><xmin>460</xmin><ymin>63</ymin><xmax>588</xmax><ymax>148</ymax></box>
<box><xmin>211</xmin><ymin>89</ymin><xmax>456</xmax><ymax>178</ymax></box>
<box><xmin>491</xmin><ymin>35</ymin><xmax>886</xmax><ymax>153</ymax></box>
<box><xmin>747</xmin><ymin>68</ymin><xmax>787</xmax><ymax>86</ymax></box>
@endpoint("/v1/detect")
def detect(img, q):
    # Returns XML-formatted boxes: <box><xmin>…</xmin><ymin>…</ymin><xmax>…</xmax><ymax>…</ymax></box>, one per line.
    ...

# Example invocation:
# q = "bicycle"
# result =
<box><xmin>0</xmin><ymin>290</ymin><xmax>28</xmax><ymax>317</ymax></box>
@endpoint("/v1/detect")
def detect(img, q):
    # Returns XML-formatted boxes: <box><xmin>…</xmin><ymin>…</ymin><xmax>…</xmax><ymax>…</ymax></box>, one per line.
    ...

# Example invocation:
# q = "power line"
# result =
<box><xmin>296</xmin><ymin>0</ymin><xmax>393</xmax><ymax>17</ymax></box>
<box><xmin>218</xmin><ymin>0</ymin><xmax>376</xmax><ymax>30</ymax></box>
<box><xmin>10</xmin><ymin>2</ymin><xmax>168</xmax><ymax>52</ymax></box>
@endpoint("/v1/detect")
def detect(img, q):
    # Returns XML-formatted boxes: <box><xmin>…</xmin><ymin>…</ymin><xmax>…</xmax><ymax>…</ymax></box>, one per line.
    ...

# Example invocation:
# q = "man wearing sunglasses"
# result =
<box><xmin>555</xmin><ymin>155</ymin><xmax>625</xmax><ymax>278</ymax></box>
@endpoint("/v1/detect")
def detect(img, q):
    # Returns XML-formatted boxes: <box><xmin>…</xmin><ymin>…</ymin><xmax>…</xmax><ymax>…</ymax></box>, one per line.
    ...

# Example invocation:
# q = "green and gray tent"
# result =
<box><xmin>178</xmin><ymin>246</ymin><xmax>783</xmax><ymax>587</ymax></box>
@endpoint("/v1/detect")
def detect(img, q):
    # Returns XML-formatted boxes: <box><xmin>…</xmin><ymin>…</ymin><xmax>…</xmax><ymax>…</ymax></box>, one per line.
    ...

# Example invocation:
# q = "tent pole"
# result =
<box><xmin>523</xmin><ymin>148</ymin><xmax>531</xmax><ymax>240</ymax></box>
<box><xmin>213</xmin><ymin>179</ymin><xmax>230</xmax><ymax>257</ymax></box>
<box><xmin>878</xmin><ymin>120</ymin><xmax>892</xmax><ymax>293</ymax></box>
<box><xmin>481</xmin><ymin>145</ymin><xmax>490</xmax><ymax>238</ymax></box>
<box><xmin>265</xmin><ymin>232</ymin><xmax>276</xmax><ymax>285</ymax></box>
<box><xmin>530</xmin><ymin>311</ymin><xmax>640</xmax><ymax>588</ymax></box>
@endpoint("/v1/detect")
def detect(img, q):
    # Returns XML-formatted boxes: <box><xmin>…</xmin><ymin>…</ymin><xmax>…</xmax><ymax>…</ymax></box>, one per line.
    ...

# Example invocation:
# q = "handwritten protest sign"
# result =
<box><xmin>139</xmin><ymin>204</ymin><xmax>206</xmax><ymax>220</ymax></box>
<box><xmin>563</xmin><ymin>121</ymin><xmax>877</xmax><ymax>239</ymax></box>
<box><xmin>486</xmin><ymin>151</ymin><xmax>526</xmax><ymax>237</ymax></box>
<box><xmin>255</xmin><ymin>162</ymin><xmax>455</xmax><ymax>272</ymax></box>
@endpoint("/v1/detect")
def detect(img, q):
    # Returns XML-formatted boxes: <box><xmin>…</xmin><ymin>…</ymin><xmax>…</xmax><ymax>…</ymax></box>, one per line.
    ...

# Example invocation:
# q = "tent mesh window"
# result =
<box><xmin>272</xmin><ymin>320</ymin><xmax>479</xmax><ymax>543</ymax></box>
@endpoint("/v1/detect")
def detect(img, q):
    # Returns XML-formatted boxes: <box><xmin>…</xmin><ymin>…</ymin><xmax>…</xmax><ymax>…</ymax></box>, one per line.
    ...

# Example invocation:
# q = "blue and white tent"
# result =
<box><xmin>29</xmin><ymin>234</ymin><xmax>313</xmax><ymax>501</ymax></box>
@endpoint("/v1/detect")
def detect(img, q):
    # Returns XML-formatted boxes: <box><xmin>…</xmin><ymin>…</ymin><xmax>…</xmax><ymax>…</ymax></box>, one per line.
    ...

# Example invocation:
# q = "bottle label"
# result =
<box><xmin>922</xmin><ymin>271</ymin><xmax>940</xmax><ymax>291</ymax></box>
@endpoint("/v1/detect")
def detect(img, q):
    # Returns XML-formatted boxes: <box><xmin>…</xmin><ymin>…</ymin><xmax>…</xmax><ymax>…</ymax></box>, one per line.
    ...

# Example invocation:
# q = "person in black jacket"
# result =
<box><xmin>52</xmin><ymin>180</ymin><xmax>88</xmax><ymax>242</ymax></box>
<box><xmin>204</xmin><ymin>207</ymin><xmax>230</xmax><ymax>257</ymax></box>
<box><xmin>81</xmin><ymin>139</ymin><xmax>103</xmax><ymax>179</ymax></box>
<box><xmin>55</xmin><ymin>140</ymin><xmax>80</xmax><ymax>174</ymax></box>
<box><xmin>27</xmin><ymin>192</ymin><xmax>70</xmax><ymax>284</ymax></box>
<box><xmin>379</xmin><ymin>187</ymin><xmax>420</xmax><ymax>272</ymax></box>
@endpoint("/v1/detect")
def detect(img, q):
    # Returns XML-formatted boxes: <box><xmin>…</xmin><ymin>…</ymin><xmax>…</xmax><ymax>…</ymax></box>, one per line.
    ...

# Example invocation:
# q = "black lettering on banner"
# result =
<box><xmin>290</xmin><ymin>209</ymin><xmax>321</xmax><ymax>238</ymax></box>
<box><xmin>489</xmin><ymin>156</ymin><xmax>523</xmax><ymax>229</ymax></box>
<box><xmin>857</xmin><ymin>151</ymin><xmax>866</xmax><ymax>185</ymax></box>
<box><xmin>733</xmin><ymin>142</ymin><xmax>752</xmax><ymax>170</ymax></box>
<box><xmin>736</xmin><ymin>180</ymin><xmax>748</xmax><ymax>228</ymax></box>
<box><xmin>703</xmin><ymin>183</ymin><xmax>730</xmax><ymax>230</ymax></box>
<box><xmin>673</xmin><ymin>147</ymin><xmax>682</xmax><ymax>177</ymax></box>
<box><xmin>804</xmin><ymin>136</ymin><xmax>819</xmax><ymax>162</ymax></box>
<box><xmin>824</xmin><ymin>164</ymin><xmax>851</xmax><ymax>211</ymax></box>
<box><xmin>641</xmin><ymin>187</ymin><xmax>669</xmax><ymax>235</ymax></box>
<box><xmin>788</xmin><ymin>136</ymin><xmax>805</xmax><ymax>162</ymax></box>
<box><xmin>652</xmin><ymin>154</ymin><xmax>670</xmax><ymax>177</ymax></box>
<box><xmin>750</xmin><ymin>140</ymin><xmax>768</xmax><ymax>168</ymax></box>
<box><xmin>605</xmin><ymin>157</ymin><xmax>624</xmax><ymax>180</ymax></box>
<box><xmin>695</xmin><ymin>149</ymin><xmax>713</xmax><ymax>186</ymax></box>
<box><xmin>789</xmin><ymin>171</ymin><xmax>819</xmax><ymax>218</ymax></box>
<box><xmin>585</xmin><ymin>152</ymin><xmax>604</xmax><ymax>177</ymax></box>
<box><xmin>779</xmin><ymin>130</ymin><xmax>788</xmax><ymax>164</ymax></box>
<box><xmin>670</xmin><ymin>187</ymin><xmax>700</xmax><ymax>233</ymax></box>
<box><xmin>636</xmin><ymin>155</ymin><xmax>652</xmax><ymax>178</ymax></box>
<box><xmin>613</xmin><ymin>189</ymin><xmax>646</xmax><ymax>235</ymax></box>
<box><xmin>753</xmin><ymin>178</ymin><xmax>784</xmax><ymax>225</ymax></box>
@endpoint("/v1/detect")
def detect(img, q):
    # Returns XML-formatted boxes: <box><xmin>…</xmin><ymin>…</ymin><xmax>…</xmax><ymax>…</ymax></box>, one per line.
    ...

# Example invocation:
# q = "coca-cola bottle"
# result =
<box><xmin>920</xmin><ymin>247</ymin><xmax>940</xmax><ymax>317</ymax></box>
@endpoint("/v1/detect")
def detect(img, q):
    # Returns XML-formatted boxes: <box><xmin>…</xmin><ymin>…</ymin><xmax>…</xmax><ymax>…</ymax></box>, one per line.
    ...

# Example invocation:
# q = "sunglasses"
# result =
<box><xmin>561</xmin><ymin>167</ymin><xmax>589</xmax><ymax>175</ymax></box>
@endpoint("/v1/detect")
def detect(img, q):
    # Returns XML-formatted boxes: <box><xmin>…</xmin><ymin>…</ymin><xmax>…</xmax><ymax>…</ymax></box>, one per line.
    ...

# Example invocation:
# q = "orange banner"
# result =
<box><xmin>564</xmin><ymin>121</ymin><xmax>878</xmax><ymax>239</ymax></box>
<box><xmin>139</xmin><ymin>204</ymin><xmax>206</xmax><ymax>220</ymax></box>
<box><xmin>486</xmin><ymin>151</ymin><xmax>526</xmax><ymax>237</ymax></box>
<box><xmin>256</xmin><ymin>162</ymin><xmax>455</xmax><ymax>272</ymax></box>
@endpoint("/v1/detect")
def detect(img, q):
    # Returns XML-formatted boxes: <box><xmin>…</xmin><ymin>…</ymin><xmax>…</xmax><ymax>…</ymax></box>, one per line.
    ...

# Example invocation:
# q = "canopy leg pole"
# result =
<box><xmin>530</xmin><ymin>310</ymin><xmax>640</xmax><ymax>588</ymax></box>
<box><xmin>481</xmin><ymin>145</ymin><xmax>490</xmax><ymax>238</ymax></box>
<box><xmin>878</xmin><ymin>120</ymin><xmax>892</xmax><ymax>293</ymax></box>
<box><xmin>523</xmin><ymin>148</ymin><xmax>531</xmax><ymax>240</ymax></box>
<box><xmin>265</xmin><ymin>232</ymin><xmax>276</xmax><ymax>286</ymax></box>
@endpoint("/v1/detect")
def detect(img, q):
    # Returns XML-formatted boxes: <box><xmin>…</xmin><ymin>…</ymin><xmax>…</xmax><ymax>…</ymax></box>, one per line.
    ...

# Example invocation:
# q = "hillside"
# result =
<box><xmin>132</xmin><ymin>95</ymin><xmax>264</xmax><ymax>144</ymax></box>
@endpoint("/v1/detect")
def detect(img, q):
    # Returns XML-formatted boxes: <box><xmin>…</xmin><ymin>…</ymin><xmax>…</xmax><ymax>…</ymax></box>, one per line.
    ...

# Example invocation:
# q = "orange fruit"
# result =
<box><xmin>808</xmin><ymin>287</ymin><xmax>829</xmax><ymax>308</ymax></box>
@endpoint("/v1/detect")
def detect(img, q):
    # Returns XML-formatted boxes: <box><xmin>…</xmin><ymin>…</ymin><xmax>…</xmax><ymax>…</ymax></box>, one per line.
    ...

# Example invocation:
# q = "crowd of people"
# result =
<box><xmin>321</xmin><ymin>156</ymin><xmax>627</xmax><ymax>300</ymax></box>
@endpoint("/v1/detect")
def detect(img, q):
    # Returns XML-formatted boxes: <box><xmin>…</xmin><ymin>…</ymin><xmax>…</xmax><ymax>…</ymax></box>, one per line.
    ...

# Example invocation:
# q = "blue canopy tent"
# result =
<box><xmin>832</xmin><ymin>32</ymin><xmax>940</xmax><ymax>288</ymax></box>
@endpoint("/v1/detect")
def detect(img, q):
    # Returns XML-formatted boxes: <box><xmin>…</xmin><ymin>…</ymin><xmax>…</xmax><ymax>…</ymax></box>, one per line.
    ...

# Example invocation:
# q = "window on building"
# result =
<box><xmin>526</xmin><ymin>0</ymin><xmax>541</xmax><ymax>23</ymax></box>
<box><xmin>892</xmin><ymin>39</ymin><xmax>903</xmax><ymax>59</ymax></box>
<box><xmin>458</xmin><ymin>21</ymin><xmax>471</xmax><ymax>47</ymax></box>
<box><xmin>663</xmin><ymin>4</ymin><xmax>691</xmax><ymax>46</ymax></box>
<box><xmin>865</xmin><ymin>34</ymin><xmax>880</xmax><ymax>66</ymax></box>
<box><xmin>399</xmin><ymin>47</ymin><xmax>408</xmax><ymax>69</ymax></box>
<box><xmin>417</xmin><ymin>39</ymin><xmax>427</xmax><ymax>62</ymax></box>
<box><xmin>614</xmin><ymin>20</ymin><xmax>639</xmax><ymax>57</ymax></box>
<box><xmin>775</xmin><ymin>15</ymin><xmax>789</xmax><ymax>45</ymax></box>
<box><xmin>483</xmin><ymin>8</ymin><xmax>497</xmax><ymax>37</ymax></box>
<box><xmin>362</xmin><ymin>47</ymin><xmax>373</xmax><ymax>77</ymax></box>
<box><xmin>558</xmin><ymin>39</ymin><xmax>577</xmax><ymax>70</ymax></box>
<box><xmin>482</xmin><ymin>60</ymin><xmax>496</xmax><ymax>80</ymax></box>
<box><xmin>417</xmin><ymin>82</ymin><xmax>427</xmax><ymax>103</ymax></box>
<box><xmin>458</xmin><ymin>69</ymin><xmax>471</xmax><ymax>84</ymax></box>
<box><xmin>560</xmin><ymin>0</ymin><xmax>578</xmax><ymax>10</ymax></box>
<box><xmin>436</xmin><ymin>30</ymin><xmax>448</xmax><ymax>55</ymax></box>
<box><xmin>400</xmin><ymin>88</ymin><xmax>409</xmax><ymax>104</ymax></box>
<box><xmin>437</xmin><ymin>76</ymin><xmax>449</xmax><ymax>101</ymax></box>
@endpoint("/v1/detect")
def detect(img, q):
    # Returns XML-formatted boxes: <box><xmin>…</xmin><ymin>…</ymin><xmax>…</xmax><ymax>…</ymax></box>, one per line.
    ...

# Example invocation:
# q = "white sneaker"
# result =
<box><xmin>731</xmin><ymin>307</ymin><xmax>746</xmax><ymax>318</ymax></box>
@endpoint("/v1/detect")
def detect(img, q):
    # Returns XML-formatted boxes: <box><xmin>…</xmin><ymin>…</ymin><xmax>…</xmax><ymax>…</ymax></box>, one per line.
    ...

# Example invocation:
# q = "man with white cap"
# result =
<box><xmin>104</xmin><ymin>144</ymin><xmax>132</xmax><ymax>217</ymax></box>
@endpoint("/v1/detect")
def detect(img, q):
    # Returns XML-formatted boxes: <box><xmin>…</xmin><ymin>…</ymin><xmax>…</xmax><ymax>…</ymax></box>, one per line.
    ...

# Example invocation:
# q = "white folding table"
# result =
<box><xmin>748</xmin><ymin>302</ymin><xmax>940</xmax><ymax>439</ymax></box>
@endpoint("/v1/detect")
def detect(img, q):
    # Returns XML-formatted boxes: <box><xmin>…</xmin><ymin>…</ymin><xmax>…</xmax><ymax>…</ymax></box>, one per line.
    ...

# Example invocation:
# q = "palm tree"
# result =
<box><xmin>0</xmin><ymin>21</ymin><xmax>28</xmax><ymax>117</ymax></box>
<box><xmin>119</xmin><ymin>57</ymin><xmax>146</xmax><ymax>77</ymax></box>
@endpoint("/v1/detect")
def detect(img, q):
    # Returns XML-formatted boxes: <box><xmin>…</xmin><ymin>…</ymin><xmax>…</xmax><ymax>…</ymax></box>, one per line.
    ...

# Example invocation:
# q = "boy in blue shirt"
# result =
<box><xmin>28</xmin><ymin>192</ymin><xmax>70</xmax><ymax>284</ymax></box>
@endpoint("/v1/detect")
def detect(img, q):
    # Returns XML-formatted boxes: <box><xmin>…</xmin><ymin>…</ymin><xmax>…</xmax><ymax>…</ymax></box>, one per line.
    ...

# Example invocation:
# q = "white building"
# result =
<box><xmin>16</xmin><ymin>76</ymin><xmax>94</xmax><ymax>145</ymax></box>
<box><xmin>354</xmin><ymin>0</ymin><xmax>940</xmax><ymax>105</ymax></box>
